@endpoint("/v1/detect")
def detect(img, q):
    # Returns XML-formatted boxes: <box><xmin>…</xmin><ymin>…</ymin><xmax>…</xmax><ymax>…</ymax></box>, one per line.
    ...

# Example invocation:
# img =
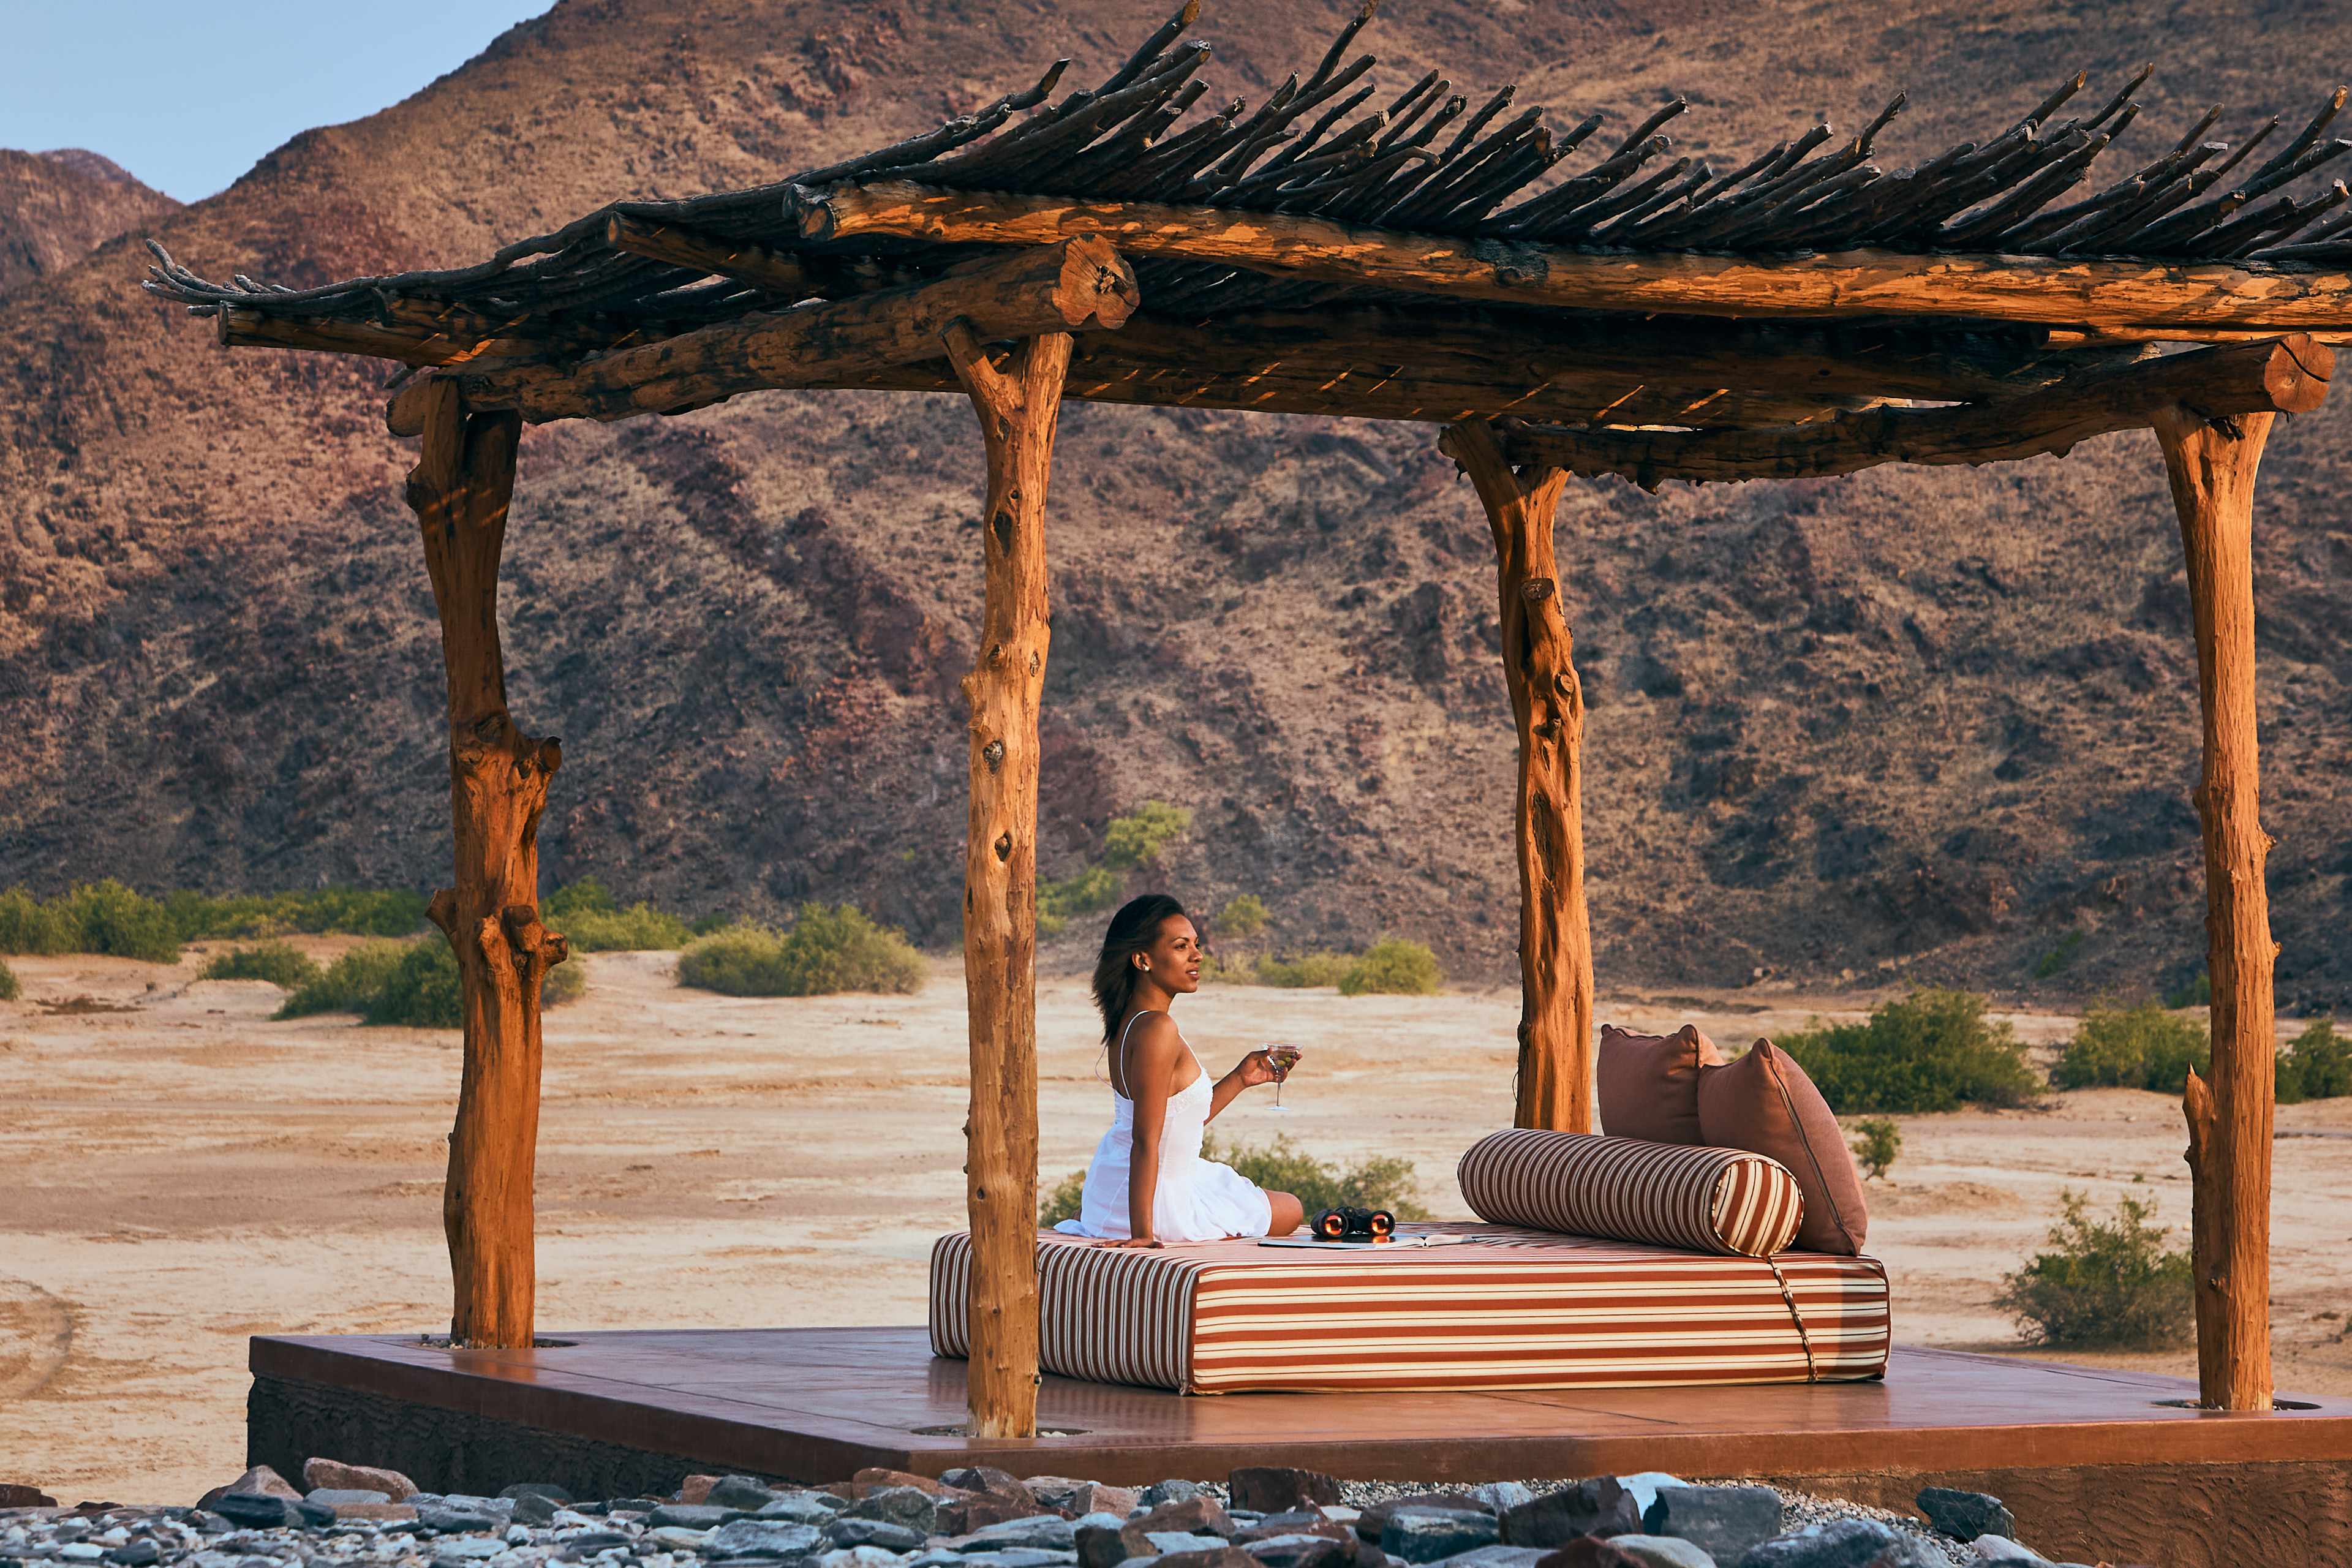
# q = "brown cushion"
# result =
<box><xmin>1597</xmin><ymin>1023</ymin><xmax>1725</xmax><ymax>1145</ymax></box>
<box><xmin>1457</xmin><ymin>1128</ymin><xmax>1804</xmax><ymax>1257</ymax></box>
<box><xmin>1697</xmin><ymin>1041</ymin><xmax>1869</xmax><ymax>1256</ymax></box>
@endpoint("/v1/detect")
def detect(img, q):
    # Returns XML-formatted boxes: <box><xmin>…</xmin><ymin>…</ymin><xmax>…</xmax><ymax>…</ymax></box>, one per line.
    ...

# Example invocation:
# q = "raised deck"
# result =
<box><xmin>250</xmin><ymin>1328</ymin><xmax>2352</xmax><ymax>1568</ymax></box>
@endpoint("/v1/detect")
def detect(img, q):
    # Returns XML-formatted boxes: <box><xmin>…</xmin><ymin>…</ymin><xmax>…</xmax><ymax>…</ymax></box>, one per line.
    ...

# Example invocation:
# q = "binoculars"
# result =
<box><xmin>1311</xmin><ymin>1206</ymin><xmax>1396</xmax><ymax>1242</ymax></box>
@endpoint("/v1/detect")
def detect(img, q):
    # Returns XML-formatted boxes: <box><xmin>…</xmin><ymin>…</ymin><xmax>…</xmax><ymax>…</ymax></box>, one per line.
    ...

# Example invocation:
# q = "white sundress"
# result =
<box><xmin>1053</xmin><ymin>1010</ymin><xmax>1276</xmax><ymax>1243</ymax></box>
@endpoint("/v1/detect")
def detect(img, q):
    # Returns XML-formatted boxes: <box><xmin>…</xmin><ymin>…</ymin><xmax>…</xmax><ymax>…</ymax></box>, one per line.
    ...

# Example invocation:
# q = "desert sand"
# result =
<box><xmin>3</xmin><ymin>940</ymin><xmax>2349</xmax><ymax>1504</ymax></box>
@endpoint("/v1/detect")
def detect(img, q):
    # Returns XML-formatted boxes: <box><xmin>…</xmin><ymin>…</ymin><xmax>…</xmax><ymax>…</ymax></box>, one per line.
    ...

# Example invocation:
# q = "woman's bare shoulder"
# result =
<box><xmin>1125</xmin><ymin>1011</ymin><xmax>1182</xmax><ymax>1052</ymax></box>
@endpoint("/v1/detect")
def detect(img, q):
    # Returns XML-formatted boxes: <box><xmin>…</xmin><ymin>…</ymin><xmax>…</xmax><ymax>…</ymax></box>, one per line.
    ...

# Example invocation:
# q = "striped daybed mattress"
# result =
<box><xmin>929</xmin><ymin>1221</ymin><xmax>1890</xmax><ymax>1395</ymax></box>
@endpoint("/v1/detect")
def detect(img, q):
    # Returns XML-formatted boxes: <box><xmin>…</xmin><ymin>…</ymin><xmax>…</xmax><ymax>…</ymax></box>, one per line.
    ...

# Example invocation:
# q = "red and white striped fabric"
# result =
<box><xmin>1457</xmin><ymin>1128</ymin><xmax>1804</xmax><ymax>1257</ymax></box>
<box><xmin>929</xmin><ymin>1222</ymin><xmax>1888</xmax><ymax>1395</ymax></box>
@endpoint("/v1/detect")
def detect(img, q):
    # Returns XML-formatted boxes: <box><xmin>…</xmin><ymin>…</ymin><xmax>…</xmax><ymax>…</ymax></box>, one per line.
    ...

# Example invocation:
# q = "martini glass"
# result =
<box><xmin>1265</xmin><ymin>1044</ymin><xmax>1303</xmax><ymax>1110</ymax></box>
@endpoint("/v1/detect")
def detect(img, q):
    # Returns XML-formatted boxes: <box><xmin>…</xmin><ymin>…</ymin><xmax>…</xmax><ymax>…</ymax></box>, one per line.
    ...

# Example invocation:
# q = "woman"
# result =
<box><xmin>1054</xmin><ymin>894</ymin><xmax>1306</xmax><ymax>1247</ymax></box>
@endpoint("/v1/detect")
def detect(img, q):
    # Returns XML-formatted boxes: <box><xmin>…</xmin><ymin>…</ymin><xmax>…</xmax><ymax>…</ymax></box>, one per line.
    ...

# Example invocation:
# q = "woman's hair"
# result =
<box><xmin>1092</xmin><ymin>893</ymin><xmax>1189</xmax><ymax>1046</ymax></box>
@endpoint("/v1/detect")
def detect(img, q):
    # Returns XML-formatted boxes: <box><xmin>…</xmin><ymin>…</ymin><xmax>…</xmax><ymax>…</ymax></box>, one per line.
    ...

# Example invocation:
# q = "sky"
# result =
<box><xmin>0</xmin><ymin>0</ymin><xmax>558</xmax><ymax>203</ymax></box>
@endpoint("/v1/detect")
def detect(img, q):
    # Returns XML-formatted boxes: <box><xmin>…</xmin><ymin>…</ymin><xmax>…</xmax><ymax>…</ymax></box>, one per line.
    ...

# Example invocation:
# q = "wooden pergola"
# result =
<box><xmin>148</xmin><ymin>3</ymin><xmax>2348</xmax><ymax>1433</ymax></box>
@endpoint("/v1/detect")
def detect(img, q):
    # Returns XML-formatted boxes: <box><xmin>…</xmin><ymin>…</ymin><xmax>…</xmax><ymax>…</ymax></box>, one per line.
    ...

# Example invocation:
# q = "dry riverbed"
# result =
<box><xmin>3</xmin><ymin>941</ymin><xmax>2349</xmax><ymax>1502</ymax></box>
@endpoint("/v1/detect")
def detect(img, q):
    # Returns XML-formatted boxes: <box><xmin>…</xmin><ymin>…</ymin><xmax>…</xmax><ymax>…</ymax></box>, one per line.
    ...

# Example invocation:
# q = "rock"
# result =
<box><xmin>1531</xmin><ymin>1543</ymin><xmax>1645</xmax><ymax>1568</ymax></box>
<box><xmin>303</xmin><ymin>1461</ymin><xmax>418</xmax><ymax>1501</ymax></box>
<box><xmin>503</xmin><ymin>1482</ymin><xmax>573</xmax><ymax>1502</ymax></box>
<box><xmin>1610</xmin><ymin>1480</ymin><xmax>1686</xmax><ymax>1520</ymax></box>
<box><xmin>1641</xmin><ymin>1488</ymin><xmax>1783</xmax><ymax>1562</ymax></box>
<box><xmin>1913</xmin><ymin>1493</ymin><xmax>2013</xmax><ymax>1545</ymax></box>
<box><xmin>1076</xmin><ymin>1520</ymin><xmax>1131</xmax><ymax>1568</ymax></box>
<box><xmin>510</xmin><ymin>1493</ymin><xmax>560</xmax><ymax>1527</ymax></box>
<box><xmin>1425</xmin><ymin>1547</ymin><xmax>1547</xmax><ymax>1568</ymax></box>
<box><xmin>853</xmin><ymin>1471</ymin><xmax>967</xmax><ymax>1498</ymax></box>
<box><xmin>306</xmin><ymin>1489</ymin><xmax>391</xmax><ymax>1507</ymax></box>
<box><xmin>707</xmin><ymin>1479</ymin><xmax>783</xmax><ymax>1513</ymax></box>
<box><xmin>925</xmin><ymin>1553</ymin><xmax>1081</xmax><ymax>1568</ymax></box>
<box><xmin>1463</xmin><ymin>1488</ymin><xmax>1534</xmax><ymax>1518</ymax></box>
<box><xmin>1240</xmin><ymin>1532</ymin><xmax>1357</xmax><ymax>1568</ymax></box>
<box><xmin>1140</xmin><ymin>1482</ymin><xmax>1204</xmax><ymax>1509</ymax></box>
<box><xmin>1145</xmin><ymin>1532</ymin><xmax>1234</xmax><ymax>1555</ymax></box>
<box><xmin>1501</xmin><ymin>1484</ymin><xmax>1642</xmax><ymax>1548</ymax></box>
<box><xmin>1597</xmin><ymin>1539</ymin><xmax>1716</xmax><ymax>1568</ymax></box>
<box><xmin>417</xmin><ymin>1507</ymin><xmax>505</xmax><ymax>1534</ymax></box>
<box><xmin>943</xmin><ymin>1471</ymin><xmax>1039</xmax><ymax>1509</ymax></box>
<box><xmin>828</xmin><ymin>1518</ymin><xmax>927</xmax><ymax>1553</ymax></box>
<box><xmin>1965</xmin><ymin>1539</ymin><xmax>2047</xmax><ymax>1565</ymax></box>
<box><xmin>1227</xmin><ymin>1471</ymin><xmax>1342</xmax><ymax>1517</ymax></box>
<box><xmin>775</xmin><ymin>1493</ymin><xmax>867</xmax><ymax>1526</ymax></box>
<box><xmin>645</xmin><ymin>1526</ymin><xmax>716</xmax><ymax>1551</ymax></box>
<box><xmin>961</xmin><ymin>1515</ymin><xmax>1079</xmax><ymax>1553</ymax></box>
<box><xmin>437</xmin><ymin>1540</ymin><xmax>507</xmax><ymax>1561</ymax></box>
<box><xmin>1238</xmin><ymin>1515</ymin><xmax>1349</xmax><ymax>1545</ymax></box>
<box><xmin>1125</xmin><ymin>1498</ymin><xmax>1236</xmax><ymax>1546</ymax></box>
<box><xmin>565</xmin><ymin>1531</ymin><xmax>636</xmax><ymax>1551</ymax></box>
<box><xmin>1733</xmin><ymin>1521</ymin><xmax>1942</xmax><ymax>1568</ymax></box>
<box><xmin>824</xmin><ymin>1548</ymin><xmax>916</xmax><ymax>1568</ymax></box>
<box><xmin>1381</xmin><ymin>1510</ymin><xmax>1499</xmax><ymax>1564</ymax></box>
<box><xmin>1356</xmin><ymin>1497</ymin><xmax>1492</xmax><ymax>1545</ymax></box>
<box><xmin>1152</xmin><ymin>1549</ymin><xmax>1258</xmax><ymax>1568</ymax></box>
<box><xmin>941</xmin><ymin>1496</ymin><xmax>1047</xmax><ymax>1536</ymax></box>
<box><xmin>0</xmin><ymin>1484</ymin><xmax>58</xmax><ymax>1508</ymax></box>
<box><xmin>198</xmin><ymin>1468</ymin><xmax>303</xmax><ymax>1511</ymax></box>
<box><xmin>209</xmin><ymin>1494</ymin><xmax>299</xmax><ymax>1531</ymax></box>
<box><xmin>707</xmin><ymin>1520</ymin><xmax>826</xmax><ymax>1559</ymax></box>
<box><xmin>654</xmin><ymin>1504</ymin><xmax>743</xmax><ymax>1531</ymax></box>
<box><xmin>1029</xmin><ymin>1481</ymin><xmax>1140</xmax><ymax>1521</ymax></box>
<box><xmin>671</xmin><ymin>1476</ymin><xmax>722</xmax><ymax>1504</ymax></box>
<box><xmin>104</xmin><ymin>1542</ymin><xmax>161</xmax><ymax>1567</ymax></box>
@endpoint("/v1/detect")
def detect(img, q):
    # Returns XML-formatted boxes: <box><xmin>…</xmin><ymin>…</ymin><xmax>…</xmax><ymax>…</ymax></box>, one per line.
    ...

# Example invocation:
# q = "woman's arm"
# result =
<box><xmin>1104</xmin><ymin>1017</ymin><xmax>1183</xmax><ymax>1248</ymax></box>
<box><xmin>1207</xmin><ymin>1050</ymin><xmax>1280</xmax><ymax>1121</ymax></box>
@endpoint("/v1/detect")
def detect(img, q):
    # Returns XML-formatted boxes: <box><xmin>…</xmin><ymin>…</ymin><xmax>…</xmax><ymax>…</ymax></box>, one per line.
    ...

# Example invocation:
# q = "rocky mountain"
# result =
<box><xmin>1</xmin><ymin>0</ymin><xmax>2348</xmax><ymax>1007</ymax></box>
<box><xmin>0</xmin><ymin>149</ymin><xmax>178</xmax><ymax>296</ymax></box>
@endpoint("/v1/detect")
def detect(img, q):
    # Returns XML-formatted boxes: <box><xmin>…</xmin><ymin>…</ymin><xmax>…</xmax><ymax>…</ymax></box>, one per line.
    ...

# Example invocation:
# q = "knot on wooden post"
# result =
<box><xmin>1521</xmin><ymin>577</ymin><xmax>1556</xmax><ymax>603</ymax></box>
<box><xmin>991</xmin><ymin>511</ymin><xmax>1014</xmax><ymax>553</ymax></box>
<box><xmin>982</xmin><ymin>739</ymin><xmax>1006</xmax><ymax>772</ymax></box>
<box><xmin>995</xmin><ymin>831</ymin><xmax>1013</xmax><ymax>862</ymax></box>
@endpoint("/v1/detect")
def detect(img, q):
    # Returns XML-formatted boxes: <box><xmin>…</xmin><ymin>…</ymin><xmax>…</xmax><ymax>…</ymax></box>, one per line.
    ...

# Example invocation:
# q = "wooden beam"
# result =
<box><xmin>222</xmin><ymin>303</ymin><xmax>609</xmax><ymax>369</ymax></box>
<box><xmin>798</xmin><ymin>181</ymin><xmax>2352</xmax><ymax>336</ymax></box>
<box><xmin>398</xmin><ymin>236</ymin><xmax>1137</xmax><ymax>429</ymax></box>
<box><xmin>404</xmin><ymin>380</ymin><xmax>568</xmax><ymax>1351</ymax></box>
<box><xmin>1491</xmin><ymin>334</ymin><xmax>2331</xmax><ymax>488</ymax></box>
<box><xmin>603</xmin><ymin>213</ymin><xmax>819</xmax><ymax>298</ymax></box>
<box><xmin>2159</xmin><ymin>405</ymin><xmax>2279</xmax><ymax>1412</ymax></box>
<box><xmin>1440</xmin><ymin>421</ymin><xmax>1593</xmax><ymax>1135</ymax></box>
<box><xmin>949</xmin><ymin>323</ymin><xmax>1070</xmax><ymax>1441</ymax></box>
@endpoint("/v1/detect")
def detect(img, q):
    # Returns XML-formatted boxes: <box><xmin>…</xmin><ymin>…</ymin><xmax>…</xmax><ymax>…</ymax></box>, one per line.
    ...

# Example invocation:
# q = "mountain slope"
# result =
<box><xmin>0</xmin><ymin>148</ymin><xmax>179</xmax><ymax>296</ymax></box>
<box><xmin>1</xmin><ymin>0</ymin><xmax>2348</xmax><ymax>1008</ymax></box>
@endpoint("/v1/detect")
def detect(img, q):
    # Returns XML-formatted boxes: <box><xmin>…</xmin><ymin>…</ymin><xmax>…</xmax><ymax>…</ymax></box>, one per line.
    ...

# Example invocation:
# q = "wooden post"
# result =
<box><xmin>405</xmin><ymin>380</ymin><xmax>568</xmax><ymax>1350</ymax></box>
<box><xmin>944</xmin><ymin>322</ymin><xmax>1073</xmax><ymax>1438</ymax></box>
<box><xmin>2154</xmin><ymin>405</ymin><xmax>2277</xmax><ymax>1412</ymax></box>
<box><xmin>1440</xmin><ymin>420</ymin><xmax>1594</xmax><ymax>1133</ymax></box>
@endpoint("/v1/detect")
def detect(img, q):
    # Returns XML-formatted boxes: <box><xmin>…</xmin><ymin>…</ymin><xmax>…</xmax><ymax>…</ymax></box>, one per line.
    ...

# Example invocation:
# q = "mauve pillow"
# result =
<box><xmin>1597</xmin><ymin>1023</ymin><xmax>1725</xmax><ymax>1145</ymax></box>
<box><xmin>1697</xmin><ymin>1041</ymin><xmax>1869</xmax><ymax>1256</ymax></box>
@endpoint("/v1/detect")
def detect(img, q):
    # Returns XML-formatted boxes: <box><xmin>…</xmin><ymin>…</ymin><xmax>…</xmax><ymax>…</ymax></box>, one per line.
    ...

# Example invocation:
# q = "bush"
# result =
<box><xmin>1217</xmin><ymin>894</ymin><xmax>1270</xmax><ymax>940</ymax></box>
<box><xmin>2279</xmin><ymin>1019</ymin><xmax>2352</xmax><ymax>1104</ymax></box>
<box><xmin>0</xmin><ymin>883</ymin><xmax>428</xmax><ymax>959</ymax></box>
<box><xmin>1039</xmin><ymin>1135</ymin><xmax>1432</xmax><ymax>1229</ymax></box>
<box><xmin>277</xmin><ymin>937</ymin><xmax>581</xmax><ymax>1025</ymax></box>
<box><xmin>201</xmin><ymin>942</ymin><xmax>323</xmax><ymax>989</ymax></box>
<box><xmin>546</xmin><ymin>879</ymin><xmax>692</xmax><ymax>951</ymax></box>
<box><xmin>1849</xmin><ymin>1117</ymin><xmax>1903</xmax><ymax>1182</ymax></box>
<box><xmin>52</xmin><ymin>881</ymin><xmax>184</xmax><ymax>963</ymax></box>
<box><xmin>1038</xmin><ymin>802</ymin><xmax>1194</xmax><ymax>934</ymax></box>
<box><xmin>164</xmin><ymin>887</ymin><xmax>429</xmax><ymax>941</ymax></box>
<box><xmin>0</xmin><ymin>957</ymin><xmax>17</xmax><ymax>1003</ymax></box>
<box><xmin>1340</xmin><ymin>938</ymin><xmax>1442</xmax><ymax>997</ymax></box>
<box><xmin>1253</xmin><ymin>950</ymin><xmax>1354</xmax><ymax>989</ymax></box>
<box><xmin>2051</xmin><ymin>1002</ymin><xmax>2211</xmax><ymax>1093</ymax></box>
<box><xmin>2163</xmin><ymin>969</ymin><xmax>2212</xmax><ymax>1009</ymax></box>
<box><xmin>0</xmin><ymin>888</ymin><xmax>66</xmax><ymax>954</ymax></box>
<box><xmin>1776</xmin><ymin>988</ymin><xmax>2040</xmax><ymax>1114</ymax></box>
<box><xmin>1995</xmin><ymin>1191</ymin><xmax>2194</xmax><ymax>1349</ymax></box>
<box><xmin>677</xmin><ymin>905</ymin><xmax>925</xmax><ymax>997</ymax></box>
<box><xmin>2032</xmin><ymin>929</ymin><xmax>2086</xmax><ymax>979</ymax></box>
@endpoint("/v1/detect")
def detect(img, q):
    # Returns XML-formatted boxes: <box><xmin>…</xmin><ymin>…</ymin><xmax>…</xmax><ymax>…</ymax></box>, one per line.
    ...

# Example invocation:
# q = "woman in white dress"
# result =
<box><xmin>1054</xmin><ymin>894</ymin><xmax>1306</xmax><ymax>1248</ymax></box>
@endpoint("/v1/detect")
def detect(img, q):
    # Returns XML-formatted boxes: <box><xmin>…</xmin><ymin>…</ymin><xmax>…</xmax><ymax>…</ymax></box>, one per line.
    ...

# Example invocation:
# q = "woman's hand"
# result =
<box><xmin>1096</xmin><ymin>1234</ymin><xmax>1163</xmax><ymax>1249</ymax></box>
<box><xmin>1230</xmin><ymin>1050</ymin><xmax>1282</xmax><ymax>1088</ymax></box>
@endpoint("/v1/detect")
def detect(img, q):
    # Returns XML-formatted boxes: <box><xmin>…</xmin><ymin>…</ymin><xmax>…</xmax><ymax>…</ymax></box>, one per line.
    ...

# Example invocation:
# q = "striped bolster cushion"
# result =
<box><xmin>1457</xmin><ymin>1128</ymin><xmax>1803</xmax><ymax>1256</ymax></box>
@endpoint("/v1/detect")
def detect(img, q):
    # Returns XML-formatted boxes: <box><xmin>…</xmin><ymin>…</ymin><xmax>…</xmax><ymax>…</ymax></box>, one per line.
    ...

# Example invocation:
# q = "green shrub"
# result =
<box><xmin>1994</xmin><ymin>1190</ymin><xmax>2194</xmax><ymax>1349</ymax></box>
<box><xmin>1849</xmin><ymin>1117</ymin><xmax>1903</xmax><ymax>1181</ymax></box>
<box><xmin>51</xmin><ymin>881</ymin><xmax>183</xmax><ymax>963</ymax></box>
<box><xmin>2279</xmin><ymin>1019</ymin><xmax>2352</xmax><ymax>1104</ymax></box>
<box><xmin>201</xmin><ymin>942</ymin><xmax>323</xmax><ymax>989</ymax></box>
<box><xmin>164</xmin><ymin>886</ymin><xmax>429</xmax><ymax>941</ymax></box>
<box><xmin>0</xmin><ymin>888</ymin><xmax>67</xmax><ymax>954</ymax></box>
<box><xmin>1039</xmin><ymin>1169</ymin><xmax>1088</xmax><ymax>1226</ymax></box>
<box><xmin>1037</xmin><ymin>864</ymin><xmax>1123</xmax><ymax>935</ymax></box>
<box><xmin>544</xmin><ymin>880</ymin><xmax>692</xmax><ymax>951</ymax></box>
<box><xmin>1341</xmin><ymin>938</ymin><xmax>1442</xmax><ymax>997</ymax></box>
<box><xmin>1038</xmin><ymin>802</ymin><xmax>1196</xmax><ymax>935</ymax></box>
<box><xmin>1217</xmin><ymin>894</ymin><xmax>1270</xmax><ymax>939</ymax></box>
<box><xmin>2052</xmin><ymin>1002</ymin><xmax>2211</xmax><ymax>1093</ymax></box>
<box><xmin>276</xmin><ymin>937</ymin><xmax>579</xmax><ymax>1025</ymax></box>
<box><xmin>1207</xmin><ymin>1133</ymin><xmax>1432</xmax><ymax>1219</ymax></box>
<box><xmin>677</xmin><ymin>905</ymin><xmax>925</xmax><ymax>997</ymax></box>
<box><xmin>0</xmin><ymin>883</ymin><xmax>426</xmax><ymax>957</ymax></box>
<box><xmin>2032</xmin><ymin>929</ymin><xmax>2086</xmax><ymax>978</ymax></box>
<box><xmin>0</xmin><ymin>957</ymin><xmax>18</xmax><ymax>1003</ymax></box>
<box><xmin>1776</xmin><ymin>988</ymin><xmax>2039</xmax><ymax>1114</ymax></box>
<box><xmin>1253</xmin><ymin>950</ymin><xmax>1354</xmax><ymax>989</ymax></box>
<box><xmin>2163</xmin><ymin>969</ymin><xmax>2212</xmax><ymax>1009</ymax></box>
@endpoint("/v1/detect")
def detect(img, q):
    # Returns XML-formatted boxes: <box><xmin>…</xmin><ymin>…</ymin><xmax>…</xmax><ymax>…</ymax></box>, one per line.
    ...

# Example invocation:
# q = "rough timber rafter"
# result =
<box><xmin>797</xmin><ymin>183</ymin><xmax>2352</xmax><ymax>339</ymax></box>
<box><xmin>1489</xmin><ymin>334</ymin><xmax>2331</xmax><ymax>487</ymax></box>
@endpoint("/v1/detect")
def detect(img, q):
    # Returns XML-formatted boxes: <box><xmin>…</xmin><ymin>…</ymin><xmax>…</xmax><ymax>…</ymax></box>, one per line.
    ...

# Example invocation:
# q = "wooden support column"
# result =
<box><xmin>406</xmin><ymin>380</ymin><xmax>568</xmax><ymax>1350</ymax></box>
<box><xmin>2155</xmin><ymin>405</ymin><xmax>2279</xmax><ymax>1412</ymax></box>
<box><xmin>944</xmin><ymin>322</ymin><xmax>1074</xmax><ymax>1438</ymax></box>
<box><xmin>1441</xmin><ymin>420</ymin><xmax>1593</xmax><ymax>1133</ymax></box>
